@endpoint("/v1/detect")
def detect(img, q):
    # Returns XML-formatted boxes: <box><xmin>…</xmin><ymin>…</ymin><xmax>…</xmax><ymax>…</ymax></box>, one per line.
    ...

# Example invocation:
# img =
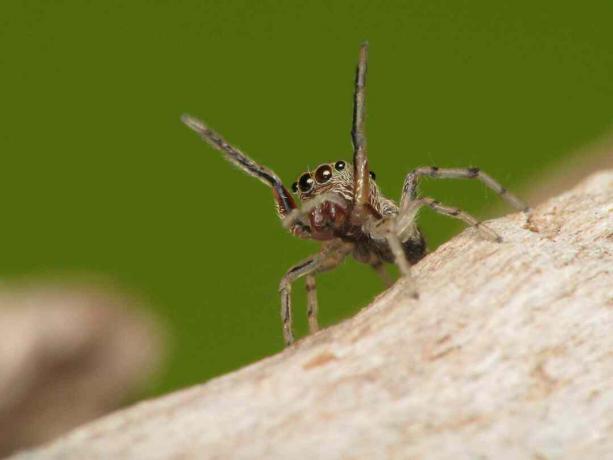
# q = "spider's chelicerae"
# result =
<box><xmin>182</xmin><ymin>43</ymin><xmax>529</xmax><ymax>346</ymax></box>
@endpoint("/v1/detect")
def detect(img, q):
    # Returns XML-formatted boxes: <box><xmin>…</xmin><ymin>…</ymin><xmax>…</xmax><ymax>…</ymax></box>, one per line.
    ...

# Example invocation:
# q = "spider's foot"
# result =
<box><xmin>397</xmin><ymin>273</ymin><xmax>419</xmax><ymax>299</ymax></box>
<box><xmin>475</xmin><ymin>222</ymin><xmax>502</xmax><ymax>243</ymax></box>
<box><xmin>282</xmin><ymin>330</ymin><xmax>295</xmax><ymax>347</ymax></box>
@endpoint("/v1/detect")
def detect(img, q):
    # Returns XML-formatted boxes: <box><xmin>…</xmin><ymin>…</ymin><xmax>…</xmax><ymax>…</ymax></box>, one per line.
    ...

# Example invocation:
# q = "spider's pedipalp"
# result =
<box><xmin>282</xmin><ymin>192</ymin><xmax>347</xmax><ymax>230</ymax></box>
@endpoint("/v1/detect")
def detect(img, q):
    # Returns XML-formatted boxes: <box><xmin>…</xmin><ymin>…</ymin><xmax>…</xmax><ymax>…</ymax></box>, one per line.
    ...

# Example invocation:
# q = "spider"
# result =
<box><xmin>182</xmin><ymin>43</ymin><xmax>529</xmax><ymax>347</ymax></box>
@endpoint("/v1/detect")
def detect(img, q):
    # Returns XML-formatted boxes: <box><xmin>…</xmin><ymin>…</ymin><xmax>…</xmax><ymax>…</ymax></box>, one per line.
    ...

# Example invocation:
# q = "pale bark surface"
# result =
<box><xmin>12</xmin><ymin>171</ymin><xmax>613</xmax><ymax>460</ymax></box>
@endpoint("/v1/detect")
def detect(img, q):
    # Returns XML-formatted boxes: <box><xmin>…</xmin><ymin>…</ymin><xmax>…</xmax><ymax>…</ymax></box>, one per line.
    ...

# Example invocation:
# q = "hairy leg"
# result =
<box><xmin>350</xmin><ymin>43</ymin><xmax>378</xmax><ymax>223</ymax></box>
<box><xmin>397</xmin><ymin>196</ymin><xmax>501</xmax><ymax>242</ymax></box>
<box><xmin>401</xmin><ymin>166</ymin><xmax>529</xmax><ymax>213</ymax></box>
<box><xmin>182</xmin><ymin>114</ymin><xmax>310</xmax><ymax>238</ymax></box>
<box><xmin>305</xmin><ymin>275</ymin><xmax>319</xmax><ymax>333</ymax></box>
<box><xmin>279</xmin><ymin>242</ymin><xmax>351</xmax><ymax>346</ymax></box>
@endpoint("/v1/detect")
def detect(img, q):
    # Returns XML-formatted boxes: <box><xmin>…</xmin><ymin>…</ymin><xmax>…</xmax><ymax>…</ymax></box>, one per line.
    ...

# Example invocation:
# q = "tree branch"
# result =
<box><xmin>12</xmin><ymin>171</ymin><xmax>613</xmax><ymax>460</ymax></box>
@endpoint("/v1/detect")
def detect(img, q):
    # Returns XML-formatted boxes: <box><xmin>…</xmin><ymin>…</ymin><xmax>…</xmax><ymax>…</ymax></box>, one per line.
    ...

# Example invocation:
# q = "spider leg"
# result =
<box><xmin>305</xmin><ymin>274</ymin><xmax>319</xmax><ymax>333</ymax></box>
<box><xmin>370</xmin><ymin>260</ymin><xmax>394</xmax><ymax>288</ymax></box>
<box><xmin>348</xmin><ymin>44</ymin><xmax>417</xmax><ymax>294</ymax></box>
<box><xmin>401</xmin><ymin>166</ymin><xmax>529</xmax><ymax>212</ymax></box>
<box><xmin>182</xmin><ymin>114</ymin><xmax>310</xmax><ymax>238</ymax></box>
<box><xmin>279</xmin><ymin>241</ymin><xmax>351</xmax><ymax>346</ymax></box>
<box><xmin>364</xmin><ymin>216</ymin><xmax>418</xmax><ymax>298</ymax></box>
<box><xmin>397</xmin><ymin>197</ymin><xmax>501</xmax><ymax>242</ymax></box>
<box><xmin>350</xmin><ymin>42</ymin><xmax>376</xmax><ymax>222</ymax></box>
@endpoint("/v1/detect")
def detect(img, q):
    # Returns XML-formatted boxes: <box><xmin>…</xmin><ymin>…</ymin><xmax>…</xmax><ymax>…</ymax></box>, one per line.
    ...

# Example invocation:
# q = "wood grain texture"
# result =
<box><xmin>12</xmin><ymin>171</ymin><xmax>613</xmax><ymax>460</ymax></box>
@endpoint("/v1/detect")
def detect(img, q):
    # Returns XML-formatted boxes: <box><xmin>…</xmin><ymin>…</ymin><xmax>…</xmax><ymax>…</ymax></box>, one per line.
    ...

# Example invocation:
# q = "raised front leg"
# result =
<box><xmin>400</xmin><ymin>166</ymin><xmax>529</xmax><ymax>213</ymax></box>
<box><xmin>350</xmin><ymin>43</ymin><xmax>379</xmax><ymax>223</ymax></box>
<box><xmin>279</xmin><ymin>242</ymin><xmax>351</xmax><ymax>346</ymax></box>
<box><xmin>348</xmin><ymin>43</ymin><xmax>418</xmax><ymax>294</ymax></box>
<box><xmin>182</xmin><ymin>114</ymin><xmax>310</xmax><ymax>238</ymax></box>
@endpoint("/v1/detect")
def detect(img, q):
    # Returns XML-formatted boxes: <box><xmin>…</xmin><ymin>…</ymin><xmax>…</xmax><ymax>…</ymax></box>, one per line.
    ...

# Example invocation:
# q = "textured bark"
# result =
<box><xmin>0</xmin><ymin>284</ymin><xmax>164</xmax><ymax>457</ymax></box>
<box><xmin>11</xmin><ymin>171</ymin><xmax>613</xmax><ymax>460</ymax></box>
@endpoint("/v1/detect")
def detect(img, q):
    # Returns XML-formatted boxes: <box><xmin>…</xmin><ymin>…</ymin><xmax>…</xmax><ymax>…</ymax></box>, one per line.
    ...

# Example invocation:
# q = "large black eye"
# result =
<box><xmin>334</xmin><ymin>160</ymin><xmax>346</xmax><ymax>171</ymax></box>
<box><xmin>298</xmin><ymin>173</ymin><xmax>314</xmax><ymax>192</ymax></box>
<box><xmin>315</xmin><ymin>164</ymin><xmax>333</xmax><ymax>184</ymax></box>
<box><xmin>291</xmin><ymin>182</ymin><xmax>298</xmax><ymax>193</ymax></box>
<box><xmin>369</xmin><ymin>170</ymin><xmax>376</xmax><ymax>181</ymax></box>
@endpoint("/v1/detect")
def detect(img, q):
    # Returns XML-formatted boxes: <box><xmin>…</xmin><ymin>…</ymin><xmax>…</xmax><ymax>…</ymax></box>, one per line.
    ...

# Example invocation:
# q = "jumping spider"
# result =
<box><xmin>182</xmin><ymin>43</ymin><xmax>529</xmax><ymax>347</ymax></box>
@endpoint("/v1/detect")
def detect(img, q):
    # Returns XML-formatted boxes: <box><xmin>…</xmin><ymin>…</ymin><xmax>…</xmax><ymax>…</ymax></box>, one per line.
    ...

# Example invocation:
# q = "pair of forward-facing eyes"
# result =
<box><xmin>291</xmin><ymin>160</ymin><xmax>377</xmax><ymax>194</ymax></box>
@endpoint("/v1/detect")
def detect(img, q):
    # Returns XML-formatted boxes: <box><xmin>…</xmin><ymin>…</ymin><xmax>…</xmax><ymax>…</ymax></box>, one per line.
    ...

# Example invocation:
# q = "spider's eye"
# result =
<box><xmin>315</xmin><ymin>164</ymin><xmax>333</xmax><ymax>184</ymax></box>
<box><xmin>298</xmin><ymin>173</ymin><xmax>314</xmax><ymax>193</ymax></box>
<box><xmin>291</xmin><ymin>182</ymin><xmax>298</xmax><ymax>193</ymax></box>
<box><xmin>334</xmin><ymin>160</ymin><xmax>346</xmax><ymax>171</ymax></box>
<box><xmin>369</xmin><ymin>170</ymin><xmax>376</xmax><ymax>181</ymax></box>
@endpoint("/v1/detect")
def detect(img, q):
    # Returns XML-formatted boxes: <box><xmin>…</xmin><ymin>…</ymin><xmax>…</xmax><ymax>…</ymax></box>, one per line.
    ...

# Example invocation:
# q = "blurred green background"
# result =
<box><xmin>1</xmin><ymin>1</ymin><xmax>611</xmax><ymax>396</ymax></box>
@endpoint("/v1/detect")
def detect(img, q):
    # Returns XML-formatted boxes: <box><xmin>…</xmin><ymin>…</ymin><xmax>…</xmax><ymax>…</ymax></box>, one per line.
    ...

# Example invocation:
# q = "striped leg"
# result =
<box><xmin>350</xmin><ymin>43</ymin><xmax>378</xmax><ymax>223</ymax></box>
<box><xmin>305</xmin><ymin>275</ymin><xmax>319</xmax><ymax>333</ymax></box>
<box><xmin>398</xmin><ymin>196</ymin><xmax>501</xmax><ymax>242</ymax></box>
<box><xmin>401</xmin><ymin>166</ymin><xmax>529</xmax><ymax>212</ymax></box>
<box><xmin>279</xmin><ymin>242</ymin><xmax>351</xmax><ymax>346</ymax></box>
<box><xmin>182</xmin><ymin>114</ymin><xmax>310</xmax><ymax>238</ymax></box>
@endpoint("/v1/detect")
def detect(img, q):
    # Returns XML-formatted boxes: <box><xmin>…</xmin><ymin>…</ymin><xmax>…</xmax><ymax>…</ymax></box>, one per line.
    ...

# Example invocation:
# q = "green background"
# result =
<box><xmin>1</xmin><ymin>1</ymin><xmax>611</xmax><ymax>396</ymax></box>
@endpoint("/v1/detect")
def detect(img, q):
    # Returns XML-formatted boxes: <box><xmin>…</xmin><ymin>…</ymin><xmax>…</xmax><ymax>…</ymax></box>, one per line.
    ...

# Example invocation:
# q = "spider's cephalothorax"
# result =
<box><xmin>182</xmin><ymin>43</ymin><xmax>529</xmax><ymax>346</ymax></box>
<box><xmin>288</xmin><ymin>160</ymin><xmax>425</xmax><ymax>266</ymax></box>
<box><xmin>289</xmin><ymin>161</ymin><xmax>358</xmax><ymax>241</ymax></box>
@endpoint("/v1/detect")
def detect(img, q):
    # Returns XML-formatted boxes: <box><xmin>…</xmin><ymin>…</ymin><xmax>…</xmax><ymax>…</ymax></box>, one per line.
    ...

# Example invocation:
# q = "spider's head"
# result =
<box><xmin>289</xmin><ymin>160</ymin><xmax>380</xmax><ymax>240</ymax></box>
<box><xmin>290</xmin><ymin>160</ymin><xmax>376</xmax><ymax>202</ymax></box>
